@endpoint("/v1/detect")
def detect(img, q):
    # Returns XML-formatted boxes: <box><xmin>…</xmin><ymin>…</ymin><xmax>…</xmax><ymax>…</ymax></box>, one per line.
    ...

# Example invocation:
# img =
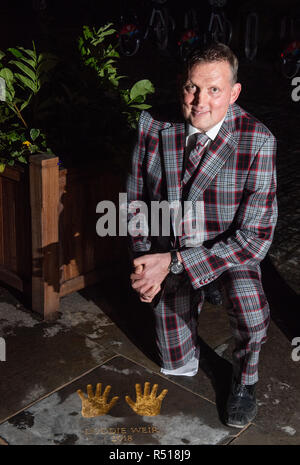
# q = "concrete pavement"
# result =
<box><xmin>0</xmin><ymin>256</ymin><xmax>299</xmax><ymax>445</ymax></box>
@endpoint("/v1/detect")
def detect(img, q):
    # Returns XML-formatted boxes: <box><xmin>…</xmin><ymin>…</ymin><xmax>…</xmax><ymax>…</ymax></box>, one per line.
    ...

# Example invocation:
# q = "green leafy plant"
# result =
<box><xmin>120</xmin><ymin>79</ymin><xmax>155</xmax><ymax>129</ymax></box>
<box><xmin>78</xmin><ymin>23</ymin><xmax>155</xmax><ymax>130</ymax></box>
<box><xmin>0</xmin><ymin>127</ymin><xmax>49</xmax><ymax>173</ymax></box>
<box><xmin>0</xmin><ymin>42</ymin><xmax>58</xmax><ymax>172</ymax></box>
<box><xmin>78</xmin><ymin>24</ymin><xmax>124</xmax><ymax>89</ymax></box>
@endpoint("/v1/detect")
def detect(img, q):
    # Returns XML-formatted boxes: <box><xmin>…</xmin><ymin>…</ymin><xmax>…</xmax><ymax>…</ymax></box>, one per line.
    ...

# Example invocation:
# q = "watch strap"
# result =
<box><xmin>170</xmin><ymin>249</ymin><xmax>178</xmax><ymax>264</ymax></box>
<box><xmin>168</xmin><ymin>249</ymin><xmax>179</xmax><ymax>271</ymax></box>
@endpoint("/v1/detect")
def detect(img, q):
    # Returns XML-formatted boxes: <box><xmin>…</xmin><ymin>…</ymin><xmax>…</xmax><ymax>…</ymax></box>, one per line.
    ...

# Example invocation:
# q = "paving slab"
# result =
<box><xmin>229</xmin><ymin>423</ymin><xmax>300</xmax><ymax>445</ymax></box>
<box><xmin>221</xmin><ymin>320</ymin><xmax>300</xmax><ymax>444</ymax></box>
<box><xmin>0</xmin><ymin>296</ymin><xmax>115</xmax><ymax>423</ymax></box>
<box><xmin>77</xmin><ymin>277</ymin><xmax>162</xmax><ymax>366</ymax></box>
<box><xmin>160</xmin><ymin>335</ymin><xmax>234</xmax><ymax>427</ymax></box>
<box><xmin>254</xmin><ymin>321</ymin><xmax>300</xmax><ymax>437</ymax></box>
<box><xmin>0</xmin><ymin>355</ymin><xmax>237</xmax><ymax>445</ymax></box>
<box><xmin>57</xmin><ymin>289</ymin><xmax>162</xmax><ymax>375</ymax></box>
<box><xmin>163</xmin><ymin>310</ymin><xmax>300</xmax><ymax>444</ymax></box>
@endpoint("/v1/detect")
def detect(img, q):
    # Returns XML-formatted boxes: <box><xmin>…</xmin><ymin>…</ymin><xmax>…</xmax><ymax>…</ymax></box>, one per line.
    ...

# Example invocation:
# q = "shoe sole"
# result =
<box><xmin>226</xmin><ymin>410</ymin><xmax>257</xmax><ymax>429</ymax></box>
<box><xmin>226</xmin><ymin>421</ymin><xmax>252</xmax><ymax>429</ymax></box>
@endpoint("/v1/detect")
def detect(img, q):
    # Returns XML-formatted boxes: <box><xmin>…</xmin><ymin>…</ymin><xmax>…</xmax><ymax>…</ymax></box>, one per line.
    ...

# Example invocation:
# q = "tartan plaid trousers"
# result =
<box><xmin>126</xmin><ymin>103</ymin><xmax>277</xmax><ymax>385</ymax></box>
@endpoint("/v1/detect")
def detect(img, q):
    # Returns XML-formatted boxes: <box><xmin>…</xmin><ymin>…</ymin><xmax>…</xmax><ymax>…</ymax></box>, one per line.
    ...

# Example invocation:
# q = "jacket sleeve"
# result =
<box><xmin>180</xmin><ymin>134</ymin><xmax>278</xmax><ymax>289</ymax></box>
<box><xmin>126</xmin><ymin>112</ymin><xmax>152</xmax><ymax>256</ymax></box>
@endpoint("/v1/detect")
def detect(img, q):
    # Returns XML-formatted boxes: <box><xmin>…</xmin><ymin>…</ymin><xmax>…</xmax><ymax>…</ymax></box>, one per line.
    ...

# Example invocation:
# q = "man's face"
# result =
<box><xmin>181</xmin><ymin>60</ymin><xmax>241</xmax><ymax>132</ymax></box>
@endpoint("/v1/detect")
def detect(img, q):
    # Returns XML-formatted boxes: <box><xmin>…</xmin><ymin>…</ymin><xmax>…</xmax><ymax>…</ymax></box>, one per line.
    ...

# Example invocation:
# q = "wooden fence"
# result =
<box><xmin>0</xmin><ymin>153</ymin><xmax>127</xmax><ymax>319</ymax></box>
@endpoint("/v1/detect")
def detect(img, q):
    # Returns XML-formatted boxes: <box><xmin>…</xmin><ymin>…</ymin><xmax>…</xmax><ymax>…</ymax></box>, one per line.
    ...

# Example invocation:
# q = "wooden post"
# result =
<box><xmin>29</xmin><ymin>153</ymin><xmax>60</xmax><ymax>320</ymax></box>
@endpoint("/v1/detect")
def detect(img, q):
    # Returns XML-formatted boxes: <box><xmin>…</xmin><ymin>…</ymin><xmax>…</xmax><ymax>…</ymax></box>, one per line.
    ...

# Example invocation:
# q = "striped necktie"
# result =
<box><xmin>182</xmin><ymin>132</ymin><xmax>210</xmax><ymax>186</ymax></box>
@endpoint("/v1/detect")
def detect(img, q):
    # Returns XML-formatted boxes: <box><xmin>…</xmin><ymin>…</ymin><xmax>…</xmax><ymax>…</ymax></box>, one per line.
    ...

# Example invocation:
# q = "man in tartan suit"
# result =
<box><xmin>126</xmin><ymin>43</ymin><xmax>277</xmax><ymax>427</ymax></box>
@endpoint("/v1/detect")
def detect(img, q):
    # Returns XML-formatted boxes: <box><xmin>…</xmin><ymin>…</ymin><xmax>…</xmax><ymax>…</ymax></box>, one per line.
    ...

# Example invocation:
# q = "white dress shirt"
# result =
<box><xmin>185</xmin><ymin>116</ymin><xmax>226</xmax><ymax>147</ymax></box>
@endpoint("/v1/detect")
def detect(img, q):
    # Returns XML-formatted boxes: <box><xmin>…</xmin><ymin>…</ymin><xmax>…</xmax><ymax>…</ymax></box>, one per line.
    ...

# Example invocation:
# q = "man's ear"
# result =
<box><xmin>230</xmin><ymin>83</ymin><xmax>242</xmax><ymax>104</ymax></box>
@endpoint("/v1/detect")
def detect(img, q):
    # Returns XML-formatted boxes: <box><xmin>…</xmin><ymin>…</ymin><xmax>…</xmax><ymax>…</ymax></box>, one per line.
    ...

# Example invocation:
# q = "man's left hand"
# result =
<box><xmin>130</xmin><ymin>253</ymin><xmax>171</xmax><ymax>303</ymax></box>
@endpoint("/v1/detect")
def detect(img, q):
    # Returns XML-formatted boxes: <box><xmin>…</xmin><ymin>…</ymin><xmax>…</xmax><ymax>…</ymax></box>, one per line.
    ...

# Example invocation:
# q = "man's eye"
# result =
<box><xmin>185</xmin><ymin>84</ymin><xmax>196</xmax><ymax>93</ymax></box>
<box><xmin>211</xmin><ymin>87</ymin><xmax>219</xmax><ymax>93</ymax></box>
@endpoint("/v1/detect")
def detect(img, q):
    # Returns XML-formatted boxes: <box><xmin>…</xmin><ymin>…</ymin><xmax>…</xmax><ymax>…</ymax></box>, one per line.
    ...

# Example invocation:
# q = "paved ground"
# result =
<box><xmin>0</xmin><ymin>255</ymin><xmax>299</xmax><ymax>446</ymax></box>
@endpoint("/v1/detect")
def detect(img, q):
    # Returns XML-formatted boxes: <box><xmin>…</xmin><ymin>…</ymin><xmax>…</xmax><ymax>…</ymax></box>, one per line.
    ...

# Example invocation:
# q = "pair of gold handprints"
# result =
<box><xmin>77</xmin><ymin>381</ymin><xmax>168</xmax><ymax>418</ymax></box>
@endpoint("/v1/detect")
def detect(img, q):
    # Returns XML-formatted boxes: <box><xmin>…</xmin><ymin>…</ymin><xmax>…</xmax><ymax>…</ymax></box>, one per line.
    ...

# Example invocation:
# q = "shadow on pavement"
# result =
<box><xmin>261</xmin><ymin>255</ymin><xmax>300</xmax><ymax>341</ymax></box>
<box><xmin>80</xmin><ymin>258</ymin><xmax>161</xmax><ymax>366</ymax></box>
<box><xmin>197</xmin><ymin>337</ymin><xmax>233</xmax><ymax>425</ymax></box>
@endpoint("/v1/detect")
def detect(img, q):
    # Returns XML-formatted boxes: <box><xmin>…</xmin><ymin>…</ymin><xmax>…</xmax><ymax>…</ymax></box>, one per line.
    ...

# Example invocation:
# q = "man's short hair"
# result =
<box><xmin>183</xmin><ymin>43</ymin><xmax>239</xmax><ymax>85</ymax></box>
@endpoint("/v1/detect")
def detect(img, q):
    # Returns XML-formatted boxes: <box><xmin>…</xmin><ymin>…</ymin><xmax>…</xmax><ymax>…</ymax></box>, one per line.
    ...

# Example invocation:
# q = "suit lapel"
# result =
<box><xmin>187</xmin><ymin>109</ymin><xmax>238</xmax><ymax>202</ymax></box>
<box><xmin>161</xmin><ymin>122</ymin><xmax>185</xmax><ymax>203</ymax></box>
<box><xmin>160</xmin><ymin>104</ymin><xmax>238</xmax><ymax>203</ymax></box>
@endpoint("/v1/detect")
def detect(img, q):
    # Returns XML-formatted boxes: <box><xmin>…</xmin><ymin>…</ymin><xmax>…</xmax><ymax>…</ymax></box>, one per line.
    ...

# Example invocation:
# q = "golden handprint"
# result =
<box><xmin>77</xmin><ymin>383</ymin><xmax>119</xmax><ymax>418</ymax></box>
<box><xmin>125</xmin><ymin>381</ymin><xmax>168</xmax><ymax>416</ymax></box>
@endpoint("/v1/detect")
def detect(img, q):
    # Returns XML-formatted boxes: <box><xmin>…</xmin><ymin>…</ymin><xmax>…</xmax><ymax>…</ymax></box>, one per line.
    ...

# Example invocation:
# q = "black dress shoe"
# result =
<box><xmin>226</xmin><ymin>380</ymin><xmax>257</xmax><ymax>428</ymax></box>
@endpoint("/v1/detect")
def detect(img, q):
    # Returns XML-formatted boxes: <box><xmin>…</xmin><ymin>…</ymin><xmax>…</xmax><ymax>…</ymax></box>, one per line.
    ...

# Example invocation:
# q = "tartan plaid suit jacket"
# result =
<box><xmin>126</xmin><ymin>102</ymin><xmax>277</xmax><ymax>290</ymax></box>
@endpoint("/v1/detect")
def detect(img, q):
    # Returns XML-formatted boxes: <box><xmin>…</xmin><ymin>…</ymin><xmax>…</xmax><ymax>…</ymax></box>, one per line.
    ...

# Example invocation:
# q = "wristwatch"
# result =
<box><xmin>168</xmin><ymin>250</ymin><xmax>184</xmax><ymax>275</ymax></box>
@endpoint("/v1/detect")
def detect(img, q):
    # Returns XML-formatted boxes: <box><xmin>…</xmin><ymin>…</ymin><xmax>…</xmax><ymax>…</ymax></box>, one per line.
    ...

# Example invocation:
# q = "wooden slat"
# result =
<box><xmin>0</xmin><ymin>165</ymin><xmax>23</xmax><ymax>182</ymax></box>
<box><xmin>0</xmin><ymin>165</ymin><xmax>32</xmax><ymax>294</ymax></box>
<box><xmin>59</xmin><ymin>269</ymin><xmax>106</xmax><ymax>297</ymax></box>
<box><xmin>59</xmin><ymin>261</ymin><xmax>126</xmax><ymax>297</ymax></box>
<box><xmin>58</xmin><ymin>168</ymin><xmax>125</xmax><ymax>284</ymax></box>
<box><xmin>60</xmin><ymin>177</ymin><xmax>82</xmax><ymax>281</ymax></box>
<box><xmin>0</xmin><ymin>177</ymin><xmax>4</xmax><ymax>265</ymax></box>
<box><xmin>0</xmin><ymin>265</ymin><xmax>23</xmax><ymax>291</ymax></box>
<box><xmin>15</xmin><ymin>165</ymin><xmax>32</xmax><ymax>286</ymax></box>
<box><xmin>29</xmin><ymin>153</ymin><xmax>60</xmax><ymax>319</ymax></box>
<box><xmin>58</xmin><ymin>168</ymin><xmax>67</xmax><ymax>284</ymax></box>
<box><xmin>2</xmin><ymin>178</ymin><xmax>17</xmax><ymax>272</ymax></box>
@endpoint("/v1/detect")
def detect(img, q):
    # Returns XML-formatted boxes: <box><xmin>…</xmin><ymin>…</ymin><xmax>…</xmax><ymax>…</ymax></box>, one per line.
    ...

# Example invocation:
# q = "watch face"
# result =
<box><xmin>170</xmin><ymin>262</ymin><xmax>184</xmax><ymax>274</ymax></box>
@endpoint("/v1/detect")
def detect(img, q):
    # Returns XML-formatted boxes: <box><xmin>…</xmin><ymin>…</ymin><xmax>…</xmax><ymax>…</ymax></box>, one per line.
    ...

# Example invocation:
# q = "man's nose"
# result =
<box><xmin>192</xmin><ymin>90</ymin><xmax>208</xmax><ymax>107</ymax></box>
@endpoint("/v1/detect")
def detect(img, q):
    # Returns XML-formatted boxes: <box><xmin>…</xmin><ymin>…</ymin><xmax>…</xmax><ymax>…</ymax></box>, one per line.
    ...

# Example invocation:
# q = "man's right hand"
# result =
<box><xmin>132</xmin><ymin>264</ymin><xmax>161</xmax><ymax>303</ymax></box>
